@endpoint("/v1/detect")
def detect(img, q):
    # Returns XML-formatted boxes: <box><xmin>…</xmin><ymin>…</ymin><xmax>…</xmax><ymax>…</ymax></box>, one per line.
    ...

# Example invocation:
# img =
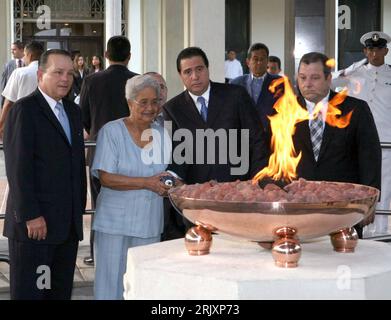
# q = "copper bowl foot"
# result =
<box><xmin>271</xmin><ymin>227</ymin><xmax>301</xmax><ymax>268</ymax></box>
<box><xmin>185</xmin><ymin>224</ymin><xmax>213</xmax><ymax>256</ymax></box>
<box><xmin>330</xmin><ymin>227</ymin><xmax>358</xmax><ymax>253</ymax></box>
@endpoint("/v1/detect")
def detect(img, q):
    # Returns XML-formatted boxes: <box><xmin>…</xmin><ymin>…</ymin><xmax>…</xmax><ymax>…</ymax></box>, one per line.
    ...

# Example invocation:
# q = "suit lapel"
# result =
<box><xmin>206</xmin><ymin>82</ymin><xmax>224</xmax><ymax>127</ymax></box>
<box><xmin>245</xmin><ymin>74</ymin><xmax>252</xmax><ymax>97</ymax></box>
<box><xmin>34</xmin><ymin>89</ymin><xmax>72</xmax><ymax>146</ymax></box>
<box><xmin>296</xmin><ymin>96</ymin><xmax>315</xmax><ymax>158</ymax></box>
<box><xmin>317</xmin><ymin>92</ymin><xmax>339</xmax><ymax>161</ymax></box>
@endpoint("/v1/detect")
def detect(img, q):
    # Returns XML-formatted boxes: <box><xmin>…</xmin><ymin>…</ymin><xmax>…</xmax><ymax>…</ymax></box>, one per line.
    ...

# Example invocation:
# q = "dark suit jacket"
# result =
<box><xmin>163</xmin><ymin>81</ymin><xmax>270</xmax><ymax>184</ymax></box>
<box><xmin>293</xmin><ymin>91</ymin><xmax>381</xmax><ymax>190</ymax></box>
<box><xmin>72</xmin><ymin>69</ymin><xmax>89</xmax><ymax>97</ymax></box>
<box><xmin>3</xmin><ymin>89</ymin><xmax>87</xmax><ymax>244</ymax></box>
<box><xmin>1</xmin><ymin>60</ymin><xmax>18</xmax><ymax>106</ymax></box>
<box><xmin>230</xmin><ymin>72</ymin><xmax>282</xmax><ymax>133</ymax></box>
<box><xmin>80</xmin><ymin>64</ymin><xmax>137</xmax><ymax>165</ymax></box>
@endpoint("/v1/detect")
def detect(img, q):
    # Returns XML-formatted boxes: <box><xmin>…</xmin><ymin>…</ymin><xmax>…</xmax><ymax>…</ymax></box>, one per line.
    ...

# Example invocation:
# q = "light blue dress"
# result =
<box><xmin>91</xmin><ymin>118</ymin><xmax>171</xmax><ymax>300</ymax></box>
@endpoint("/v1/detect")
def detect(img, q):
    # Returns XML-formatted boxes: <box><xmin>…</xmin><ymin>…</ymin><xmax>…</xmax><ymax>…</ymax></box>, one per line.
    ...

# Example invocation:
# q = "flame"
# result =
<box><xmin>326</xmin><ymin>58</ymin><xmax>336</xmax><ymax>69</ymax></box>
<box><xmin>252</xmin><ymin>77</ymin><xmax>352</xmax><ymax>184</ymax></box>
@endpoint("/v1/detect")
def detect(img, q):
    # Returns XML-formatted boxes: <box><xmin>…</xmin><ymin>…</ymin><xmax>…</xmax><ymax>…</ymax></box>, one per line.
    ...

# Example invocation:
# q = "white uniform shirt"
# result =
<box><xmin>333</xmin><ymin>61</ymin><xmax>391</xmax><ymax>213</ymax></box>
<box><xmin>2</xmin><ymin>61</ymin><xmax>39</xmax><ymax>102</ymax></box>
<box><xmin>332</xmin><ymin>62</ymin><xmax>391</xmax><ymax>142</ymax></box>
<box><xmin>224</xmin><ymin>59</ymin><xmax>243</xmax><ymax>80</ymax></box>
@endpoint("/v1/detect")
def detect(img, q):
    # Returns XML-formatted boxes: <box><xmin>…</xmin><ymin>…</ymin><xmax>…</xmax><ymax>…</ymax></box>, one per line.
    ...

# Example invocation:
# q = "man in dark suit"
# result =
<box><xmin>3</xmin><ymin>49</ymin><xmax>87</xmax><ymax>300</ymax></box>
<box><xmin>293</xmin><ymin>52</ymin><xmax>381</xmax><ymax>238</ymax></box>
<box><xmin>1</xmin><ymin>41</ymin><xmax>25</xmax><ymax>107</ymax></box>
<box><xmin>230</xmin><ymin>43</ymin><xmax>282</xmax><ymax>138</ymax></box>
<box><xmin>163</xmin><ymin>46</ymin><xmax>269</xmax><ymax>192</ymax></box>
<box><xmin>79</xmin><ymin>36</ymin><xmax>137</xmax><ymax>265</ymax></box>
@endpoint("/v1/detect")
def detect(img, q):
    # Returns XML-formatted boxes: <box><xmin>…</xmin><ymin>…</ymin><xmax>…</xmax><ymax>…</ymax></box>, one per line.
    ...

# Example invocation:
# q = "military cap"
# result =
<box><xmin>360</xmin><ymin>31</ymin><xmax>391</xmax><ymax>48</ymax></box>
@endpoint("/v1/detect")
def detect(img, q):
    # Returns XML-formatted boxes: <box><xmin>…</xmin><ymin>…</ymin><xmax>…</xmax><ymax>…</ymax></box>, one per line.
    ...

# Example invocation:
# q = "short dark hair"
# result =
<box><xmin>106</xmin><ymin>36</ymin><xmax>131</xmax><ymax>62</ymax></box>
<box><xmin>12</xmin><ymin>41</ymin><xmax>24</xmax><ymax>50</ymax></box>
<box><xmin>25</xmin><ymin>41</ymin><xmax>44</xmax><ymax>61</ymax></box>
<box><xmin>39</xmin><ymin>49</ymin><xmax>72</xmax><ymax>71</ymax></box>
<box><xmin>299</xmin><ymin>52</ymin><xmax>331</xmax><ymax>78</ymax></box>
<box><xmin>247</xmin><ymin>43</ymin><xmax>269</xmax><ymax>58</ymax></box>
<box><xmin>176</xmin><ymin>47</ymin><xmax>209</xmax><ymax>73</ymax></box>
<box><xmin>268</xmin><ymin>56</ymin><xmax>281</xmax><ymax>69</ymax></box>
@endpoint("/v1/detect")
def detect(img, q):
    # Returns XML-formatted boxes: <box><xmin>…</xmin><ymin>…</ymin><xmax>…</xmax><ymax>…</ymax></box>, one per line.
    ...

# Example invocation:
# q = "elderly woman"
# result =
<box><xmin>91</xmin><ymin>74</ymin><xmax>172</xmax><ymax>300</ymax></box>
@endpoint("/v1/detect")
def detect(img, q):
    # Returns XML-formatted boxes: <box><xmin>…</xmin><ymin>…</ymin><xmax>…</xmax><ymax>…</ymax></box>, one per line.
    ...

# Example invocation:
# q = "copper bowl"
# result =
<box><xmin>168</xmin><ymin>181</ymin><xmax>379</xmax><ymax>267</ymax></box>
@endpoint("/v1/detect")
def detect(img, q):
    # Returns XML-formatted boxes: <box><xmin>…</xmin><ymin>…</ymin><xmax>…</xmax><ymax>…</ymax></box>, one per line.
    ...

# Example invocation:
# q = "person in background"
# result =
<box><xmin>1</xmin><ymin>41</ymin><xmax>25</xmax><ymax>107</ymax></box>
<box><xmin>230</xmin><ymin>43</ymin><xmax>283</xmax><ymax>143</ymax></box>
<box><xmin>163</xmin><ymin>47</ymin><xmax>269</xmax><ymax>230</ymax></box>
<box><xmin>294</xmin><ymin>52</ymin><xmax>381</xmax><ymax>238</ymax></box>
<box><xmin>90</xmin><ymin>55</ymin><xmax>104</xmax><ymax>73</ymax></box>
<box><xmin>72</xmin><ymin>53</ymin><xmax>89</xmax><ymax>99</ymax></box>
<box><xmin>144</xmin><ymin>71</ymin><xmax>186</xmax><ymax>240</ymax></box>
<box><xmin>92</xmin><ymin>75</ymin><xmax>171</xmax><ymax>300</ymax></box>
<box><xmin>332</xmin><ymin>31</ymin><xmax>391</xmax><ymax>236</ymax></box>
<box><xmin>0</xmin><ymin>41</ymin><xmax>44</xmax><ymax>138</ymax></box>
<box><xmin>267</xmin><ymin>55</ymin><xmax>282</xmax><ymax>75</ymax></box>
<box><xmin>80</xmin><ymin>36</ymin><xmax>138</xmax><ymax>266</ymax></box>
<box><xmin>224</xmin><ymin>49</ymin><xmax>243</xmax><ymax>83</ymax></box>
<box><xmin>3</xmin><ymin>49</ymin><xmax>86</xmax><ymax>300</ymax></box>
<box><xmin>144</xmin><ymin>71</ymin><xmax>167</xmax><ymax>127</ymax></box>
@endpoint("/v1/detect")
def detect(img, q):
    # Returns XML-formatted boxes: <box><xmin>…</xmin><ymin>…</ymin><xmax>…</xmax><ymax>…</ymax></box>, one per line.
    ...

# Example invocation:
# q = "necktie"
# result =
<box><xmin>251</xmin><ymin>77</ymin><xmax>263</xmax><ymax>103</ymax></box>
<box><xmin>197</xmin><ymin>96</ymin><xmax>208</xmax><ymax>122</ymax></box>
<box><xmin>310</xmin><ymin>112</ymin><xmax>323</xmax><ymax>161</ymax></box>
<box><xmin>55</xmin><ymin>102</ymin><xmax>72</xmax><ymax>144</ymax></box>
<box><xmin>18</xmin><ymin>59</ymin><xmax>23</xmax><ymax>68</ymax></box>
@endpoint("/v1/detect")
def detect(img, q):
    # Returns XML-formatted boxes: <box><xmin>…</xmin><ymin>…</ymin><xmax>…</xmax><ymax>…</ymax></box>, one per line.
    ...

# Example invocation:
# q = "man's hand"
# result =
<box><xmin>26</xmin><ymin>216</ymin><xmax>47</xmax><ymax>241</ymax></box>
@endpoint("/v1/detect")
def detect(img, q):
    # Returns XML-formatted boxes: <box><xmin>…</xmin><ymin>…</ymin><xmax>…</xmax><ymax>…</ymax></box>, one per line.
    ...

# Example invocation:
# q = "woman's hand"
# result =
<box><xmin>144</xmin><ymin>173</ymin><xmax>172</xmax><ymax>196</ymax></box>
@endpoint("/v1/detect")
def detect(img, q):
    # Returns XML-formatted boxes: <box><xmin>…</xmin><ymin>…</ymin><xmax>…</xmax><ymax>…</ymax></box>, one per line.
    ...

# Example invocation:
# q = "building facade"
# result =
<box><xmin>0</xmin><ymin>0</ymin><xmax>391</xmax><ymax>98</ymax></box>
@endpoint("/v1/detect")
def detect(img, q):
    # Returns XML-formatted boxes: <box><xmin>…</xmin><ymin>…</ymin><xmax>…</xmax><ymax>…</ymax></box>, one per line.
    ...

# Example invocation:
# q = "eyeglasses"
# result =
<box><xmin>133</xmin><ymin>99</ymin><xmax>160</xmax><ymax>108</ymax></box>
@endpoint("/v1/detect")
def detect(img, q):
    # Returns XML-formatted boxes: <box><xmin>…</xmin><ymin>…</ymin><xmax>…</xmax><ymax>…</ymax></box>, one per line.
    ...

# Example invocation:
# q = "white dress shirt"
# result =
<box><xmin>2</xmin><ymin>61</ymin><xmax>39</xmax><ymax>102</ymax></box>
<box><xmin>38</xmin><ymin>87</ymin><xmax>64</xmax><ymax>121</ymax></box>
<box><xmin>224</xmin><ymin>59</ymin><xmax>243</xmax><ymax>80</ymax></box>
<box><xmin>187</xmin><ymin>84</ymin><xmax>211</xmax><ymax>114</ymax></box>
<box><xmin>304</xmin><ymin>91</ymin><xmax>331</xmax><ymax>134</ymax></box>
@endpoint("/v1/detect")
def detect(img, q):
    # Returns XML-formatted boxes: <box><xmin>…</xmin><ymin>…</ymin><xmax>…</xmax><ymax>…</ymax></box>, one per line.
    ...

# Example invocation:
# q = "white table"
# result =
<box><xmin>123</xmin><ymin>235</ymin><xmax>391</xmax><ymax>300</ymax></box>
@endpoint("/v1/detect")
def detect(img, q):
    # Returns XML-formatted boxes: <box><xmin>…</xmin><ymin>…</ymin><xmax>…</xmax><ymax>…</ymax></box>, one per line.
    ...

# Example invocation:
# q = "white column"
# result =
<box><xmin>162</xmin><ymin>0</ymin><xmax>186</xmax><ymax>99</ymax></box>
<box><xmin>383</xmin><ymin>0</ymin><xmax>391</xmax><ymax>65</ymax></box>
<box><xmin>0</xmin><ymin>0</ymin><xmax>13</xmax><ymax>66</ymax></box>
<box><xmin>186</xmin><ymin>0</ymin><xmax>225</xmax><ymax>82</ymax></box>
<box><xmin>143</xmin><ymin>0</ymin><xmax>161</xmax><ymax>73</ymax></box>
<box><xmin>105</xmin><ymin>0</ymin><xmax>122</xmax><ymax>44</ymax></box>
<box><xmin>127</xmin><ymin>0</ymin><xmax>143</xmax><ymax>73</ymax></box>
<box><xmin>251</xmin><ymin>0</ymin><xmax>286</xmax><ymax>71</ymax></box>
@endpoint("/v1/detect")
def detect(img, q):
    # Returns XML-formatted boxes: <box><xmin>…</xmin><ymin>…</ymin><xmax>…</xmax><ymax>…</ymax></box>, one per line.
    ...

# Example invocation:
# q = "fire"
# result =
<box><xmin>252</xmin><ymin>77</ymin><xmax>352</xmax><ymax>184</ymax></box>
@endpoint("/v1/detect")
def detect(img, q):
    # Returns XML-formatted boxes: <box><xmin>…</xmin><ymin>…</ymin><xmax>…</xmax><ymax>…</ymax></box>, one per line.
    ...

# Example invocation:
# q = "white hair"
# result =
<box><xmin>125</xmin><ymin>74</ymin><xmax>160</xmax><ymax>101</ymax></box>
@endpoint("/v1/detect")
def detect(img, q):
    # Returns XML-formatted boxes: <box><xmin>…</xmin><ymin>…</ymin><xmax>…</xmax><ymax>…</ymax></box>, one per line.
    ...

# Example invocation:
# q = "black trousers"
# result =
<box><xmin>161</xmin><ymin>197</ymin><xmax>186</xmax><ymax>241</ymax></box>
<box><xmin>8</xmin><ymin>228</ymin><xmax>79</xmax><ymax>300</ymax></box>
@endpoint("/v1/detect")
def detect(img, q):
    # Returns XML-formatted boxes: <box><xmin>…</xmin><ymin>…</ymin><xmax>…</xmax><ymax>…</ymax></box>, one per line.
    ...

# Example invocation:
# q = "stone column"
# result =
<box><xmin>0</xmin><ymin>0</ymin><xmax>14</xmax><ymax>66</ymax></box>
<box><xmin>126</xmin><ymin>0</ymin><xmax>143</xmax><ymax>73</ymax></box>
<box><xmin>186</xmin><ymin>0</ymin><xmax>225</xmax><ymax>82</ymax></box>
<box><xmin>162</xmin><ymin>0</ymin><xmax>186</xmax><ymax>99</ymax></box>
<box><xmin>105</xmin><ymin>0</ymin><xmax>122</xmax><ymax>44</ymax></box>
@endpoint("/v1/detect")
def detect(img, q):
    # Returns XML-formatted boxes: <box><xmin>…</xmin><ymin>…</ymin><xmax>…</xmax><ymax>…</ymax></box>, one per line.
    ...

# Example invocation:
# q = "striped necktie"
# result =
<box><xmin>310</xmin><ymin>112</ymin><xmax>323</xmax><ymax>161</ymax></box>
